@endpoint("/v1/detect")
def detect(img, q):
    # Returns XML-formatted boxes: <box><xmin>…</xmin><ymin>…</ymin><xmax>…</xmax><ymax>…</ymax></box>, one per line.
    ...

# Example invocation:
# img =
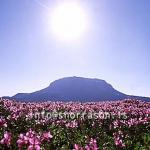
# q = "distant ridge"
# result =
<box><xmin>4</xmin><ymin>77</ymin><xmax>150</xmax><ymax>102</ymax></box>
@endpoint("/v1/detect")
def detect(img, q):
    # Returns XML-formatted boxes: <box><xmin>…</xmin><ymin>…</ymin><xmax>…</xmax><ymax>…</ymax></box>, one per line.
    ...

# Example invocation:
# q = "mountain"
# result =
<box><xmin>5</xmin><ymin>77</ymin><xmax>150</xmax><ymax>102</ymax></box>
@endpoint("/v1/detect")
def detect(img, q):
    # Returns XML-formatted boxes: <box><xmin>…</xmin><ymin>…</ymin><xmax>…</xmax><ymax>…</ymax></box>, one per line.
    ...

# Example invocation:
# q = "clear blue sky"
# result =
<box><xmin>0</xmin><ymin>0</ymin><xmax>150</xmax><ymax>97</ymax></box>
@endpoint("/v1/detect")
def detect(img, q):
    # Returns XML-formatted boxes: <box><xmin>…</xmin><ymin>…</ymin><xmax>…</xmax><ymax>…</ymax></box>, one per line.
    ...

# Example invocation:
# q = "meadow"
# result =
<box><xmin>0</xmin><ymin>98</ymin><xmax>150</xmax><ymax>150</ymax></box>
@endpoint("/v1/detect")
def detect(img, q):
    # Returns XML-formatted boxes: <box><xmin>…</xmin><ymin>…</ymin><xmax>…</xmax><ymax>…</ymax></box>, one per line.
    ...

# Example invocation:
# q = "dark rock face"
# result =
<box><xmin>7</xmin><ymin>77</ymin><xmax>150</xmax><ymax>102</ymax></box>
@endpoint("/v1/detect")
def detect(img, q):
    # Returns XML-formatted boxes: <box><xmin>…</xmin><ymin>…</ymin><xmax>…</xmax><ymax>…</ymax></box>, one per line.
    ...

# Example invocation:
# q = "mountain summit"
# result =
<box><xmin>8</xmin><ymin>77</ymin><xmax>150</xmax><ymax>102</ymax></box>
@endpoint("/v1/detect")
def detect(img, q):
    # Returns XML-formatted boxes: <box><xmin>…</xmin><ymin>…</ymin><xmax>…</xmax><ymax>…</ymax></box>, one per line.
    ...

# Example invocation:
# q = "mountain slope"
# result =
<box><xmin>7</xmin><ymin>77</ymin><xmax>150</xmax><ymax>102</ymax></box>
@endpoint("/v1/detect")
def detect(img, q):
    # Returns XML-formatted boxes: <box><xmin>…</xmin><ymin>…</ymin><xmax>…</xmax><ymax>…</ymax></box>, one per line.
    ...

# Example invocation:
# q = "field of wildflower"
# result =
<box><xmin>0</xmin><ymin>98</ymin><xmax>150</xmax><ymax>150</ymax></box>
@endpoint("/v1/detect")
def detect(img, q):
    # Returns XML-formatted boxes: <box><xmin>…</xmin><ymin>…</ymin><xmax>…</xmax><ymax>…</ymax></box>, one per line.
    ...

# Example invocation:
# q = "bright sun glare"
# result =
<box><xmin>50</xmin><ymin>1</ymin><xmax>88</xmax><ymax>41</ymax></box>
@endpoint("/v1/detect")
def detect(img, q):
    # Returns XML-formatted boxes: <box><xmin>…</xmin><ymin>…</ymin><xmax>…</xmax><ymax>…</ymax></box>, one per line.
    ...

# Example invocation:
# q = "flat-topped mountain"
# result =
<box><xmin>5</xmin><ymin>77</ymin><xmax>150</xmax><ymax>102</ymax></box>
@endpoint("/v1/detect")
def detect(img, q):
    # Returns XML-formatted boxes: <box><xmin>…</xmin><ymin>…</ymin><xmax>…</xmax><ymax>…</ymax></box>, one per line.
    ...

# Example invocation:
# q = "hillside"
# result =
<box><xmin>4</xmin><ymin>77</ymin><xmax>150</xmax><ymax>102</ymax></box>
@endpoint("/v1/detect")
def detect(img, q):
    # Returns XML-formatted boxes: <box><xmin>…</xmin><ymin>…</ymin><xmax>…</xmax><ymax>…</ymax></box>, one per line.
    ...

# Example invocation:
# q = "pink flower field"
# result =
<box><xmin>0</xmin><ymin>98</ymin><xmax>150</xmax><ymax>150</ymax></box>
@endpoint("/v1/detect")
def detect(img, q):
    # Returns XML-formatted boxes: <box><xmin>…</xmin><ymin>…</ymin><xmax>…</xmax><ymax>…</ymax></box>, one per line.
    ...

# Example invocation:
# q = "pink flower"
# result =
<box><xmin>28</xmin><ymin>144</ymin><xmax>40</xmax><ymax>150</ymax></box>
<box><xmin>74</xmin><ymin>144</ymin><xmax>79</xmax><ymax>150</ymax></box>
<box><xmin>74</xmin><ymin>144</ymin><xmax>84</xmax><ymax>150</ymax></box>
<box><xmin>113</xmin><ymin>132</ymin><xmax>125</xmax><ymax>148</ymax></box>
<box><xmin>89</xmin><ymin>138</ymin><xmax>99</xmax><ymax>150</ymax></box>
<box><xmin>0</xmin><ymin>131</ymin><xmax>12</xmax><ymax>147</ymax></box>
<box><xmin>85</xmin><ymin>145</ymin><xmax>90</xmax><ymax>150</ymax></box>
<box><xmin>29</xmin><ymin>137</ymin><xmax>40</xmax><ymax>145</ymax></box>
<box><xmin>0</xmin><ymin>118</ymin><xmax>7</xmax><ymax>127</ymax></box>
<box><xmin>42</xmin><ymin>131</ymin><xmax>53</xmax><ymax>141</ymax></box>
<box><xmin>17</xmin><ymin>134</ymin><xmax>29</xmax><ymax>149</ymax></box>
<box><xmin>28</xmin><ymin>137</ymin><xmax>41</xmax><ymax>150</ymax></box>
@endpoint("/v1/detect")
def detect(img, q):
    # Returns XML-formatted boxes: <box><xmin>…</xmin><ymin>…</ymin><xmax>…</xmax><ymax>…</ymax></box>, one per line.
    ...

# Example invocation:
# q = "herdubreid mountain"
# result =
<box><xmin>5</xmin><ymin>77</ymin><xmax>150</xmax><ymax>102</ymax></box>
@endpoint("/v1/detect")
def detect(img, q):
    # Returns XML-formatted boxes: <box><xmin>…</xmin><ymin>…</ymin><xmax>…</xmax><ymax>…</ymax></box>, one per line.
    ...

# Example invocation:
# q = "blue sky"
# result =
<box><xmin>0</xmin><ymin>0</ymin><xmax>150</xmax><ymax>97</ymax></box>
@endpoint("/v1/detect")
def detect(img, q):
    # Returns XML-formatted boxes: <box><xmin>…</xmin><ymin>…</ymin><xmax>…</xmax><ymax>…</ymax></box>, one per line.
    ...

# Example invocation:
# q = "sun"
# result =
<box><xmin>50</xmin><ymin>1</ymin><xmax>88</xmax><ymax>41</ymax></box>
